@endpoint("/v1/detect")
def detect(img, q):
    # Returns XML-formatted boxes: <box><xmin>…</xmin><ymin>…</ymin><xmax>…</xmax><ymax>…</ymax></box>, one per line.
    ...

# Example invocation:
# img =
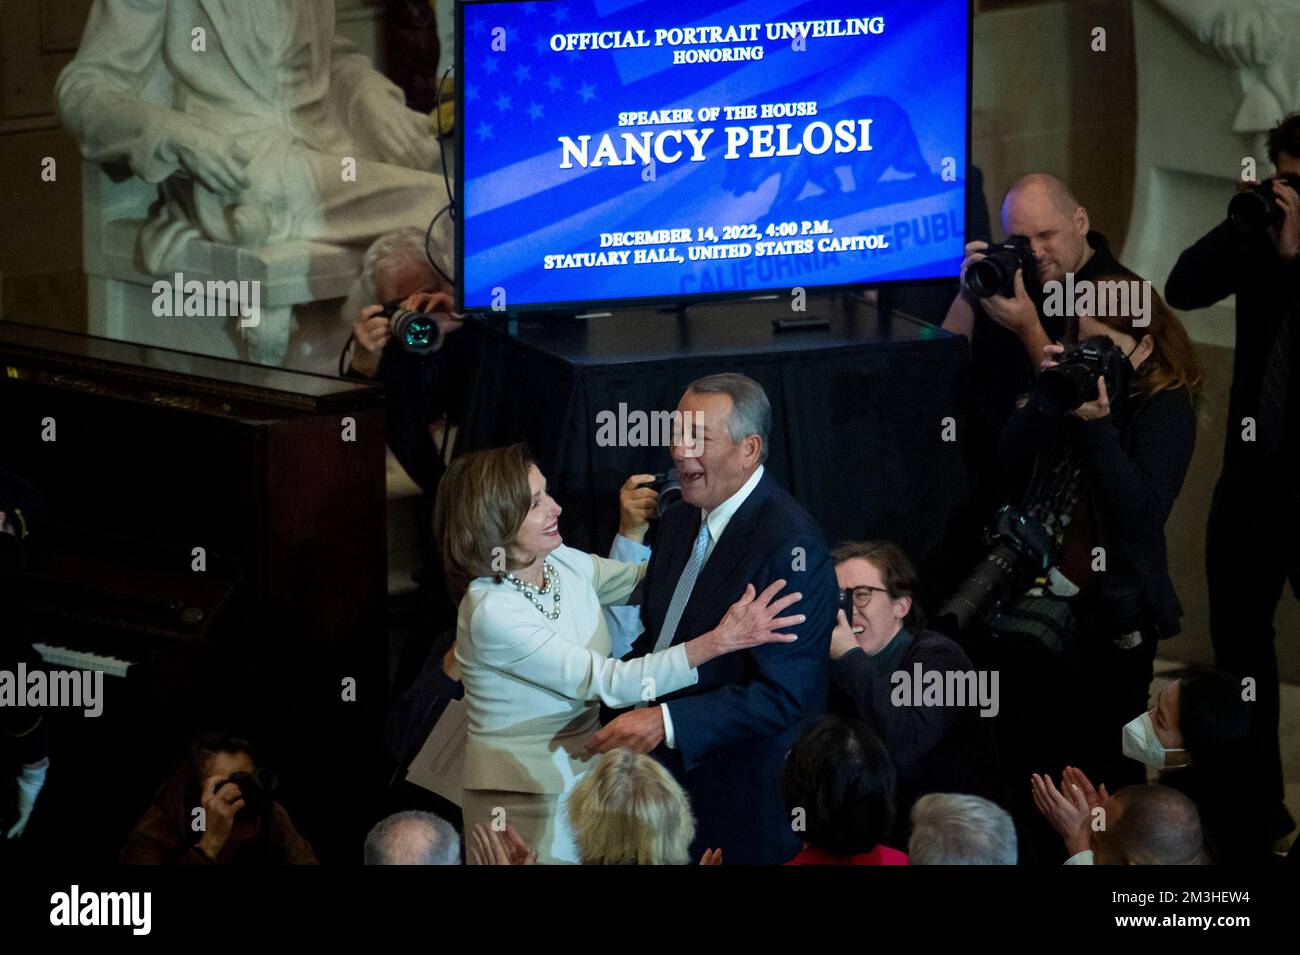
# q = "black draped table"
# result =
<box><xmin>458</xmin><ymin>295</ymin><xmax>971</xmax><ymax>571</ymax></box>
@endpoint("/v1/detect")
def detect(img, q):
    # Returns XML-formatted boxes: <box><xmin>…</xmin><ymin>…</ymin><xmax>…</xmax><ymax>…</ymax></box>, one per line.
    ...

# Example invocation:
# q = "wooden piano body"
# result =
<box><xmin>0</xmin><ymin>322</ymin><xmax>389</xmax><ymax>862</ymax></box>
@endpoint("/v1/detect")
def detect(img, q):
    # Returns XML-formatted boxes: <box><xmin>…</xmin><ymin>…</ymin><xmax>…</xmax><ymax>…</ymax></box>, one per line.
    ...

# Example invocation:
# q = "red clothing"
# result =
<box><xmin>785</xmin><ymin>844</ymin><xmax>909</xmax><ymax>865</ymax></box>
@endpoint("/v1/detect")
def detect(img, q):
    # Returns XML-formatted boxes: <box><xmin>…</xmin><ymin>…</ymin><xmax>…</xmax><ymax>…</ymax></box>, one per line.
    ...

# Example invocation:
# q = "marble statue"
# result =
<box><xmin>56</xmin><ymin>0</ymin><xmax>454</xmax><ymax>363</ymax></box>
<box><xmin>1153</xmin><ymin>0</ymin><xmax>1300</xmax><ymax>154</ymax></box>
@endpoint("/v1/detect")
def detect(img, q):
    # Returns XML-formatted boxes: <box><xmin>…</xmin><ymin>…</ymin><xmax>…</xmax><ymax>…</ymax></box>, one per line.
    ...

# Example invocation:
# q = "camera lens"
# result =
<box><xmin>390</xmin><ymin>309</ymin><xmax>439</xmax><ymax>354</ymax></box>
<box><xmin>965</xmin><ymin>258</ymin><xmax>1005</xmax><ymax>298</ymax></box>
<box><xmin>1229</xmin><ymin>188</ymin><xmax>1283</xmax><ymax>233</ymax></box>
<box><xmin>1038</xmin><ymin>362</ymin><xmax>1095</xmax><ymax>417</ymax></box>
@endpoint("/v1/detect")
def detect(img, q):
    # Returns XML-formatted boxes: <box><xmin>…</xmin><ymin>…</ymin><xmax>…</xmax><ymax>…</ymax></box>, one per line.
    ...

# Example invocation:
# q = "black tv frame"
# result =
<box><xmin>453</xmin><ymin>0</ymin><xmax>974</xmax><ymax>317</ymax></box>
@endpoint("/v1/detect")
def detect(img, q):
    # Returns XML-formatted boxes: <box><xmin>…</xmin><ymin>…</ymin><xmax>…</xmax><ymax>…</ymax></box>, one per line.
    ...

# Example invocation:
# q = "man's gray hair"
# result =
<box><xmin>358</xmin><ymin>226</ymin><xmax>433</xmax><ymax>306</ymax></box>
<box><xmin>908</xmin><ymin>793</ymin><xmax>1018</xmax><ymax>865</ymax></box>
<box><xmin>686</xmin><ymin>372</ymin><xmax>771</xmax><ymax>463</ymax></box>
<box><xmin>363</xmin><ymin>810</ymin><xmax>461</xmax><ymax>865</ymax></box>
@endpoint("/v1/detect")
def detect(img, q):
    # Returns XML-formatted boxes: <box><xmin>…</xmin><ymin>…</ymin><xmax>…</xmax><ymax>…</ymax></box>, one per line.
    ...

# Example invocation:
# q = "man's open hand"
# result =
<box><xmin>587</xmin><ymin>707</ymin><xmax>665</xmax><ymax>755</ymax></box>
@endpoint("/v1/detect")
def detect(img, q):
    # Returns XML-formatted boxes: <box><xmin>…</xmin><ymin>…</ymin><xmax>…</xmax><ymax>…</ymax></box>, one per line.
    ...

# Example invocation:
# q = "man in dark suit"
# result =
<box><xmin>589</xmin><ymin>373</ymin><xmax>837</xmax><ymax>864</ymax></box>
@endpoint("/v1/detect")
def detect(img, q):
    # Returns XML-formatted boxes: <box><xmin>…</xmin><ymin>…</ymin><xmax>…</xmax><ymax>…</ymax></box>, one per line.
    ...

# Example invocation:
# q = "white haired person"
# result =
<box><xmin>908</xmin><ymin>793</ymin><xmax>1018</xmax><ymax>865</ymax></box>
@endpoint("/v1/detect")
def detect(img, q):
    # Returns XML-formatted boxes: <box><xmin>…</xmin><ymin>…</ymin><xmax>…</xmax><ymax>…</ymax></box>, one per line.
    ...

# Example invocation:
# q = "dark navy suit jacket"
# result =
<box><xmin>623</xmin><ymin>471</ymin><xmax>835</xmax><ymax>864</ymax></box>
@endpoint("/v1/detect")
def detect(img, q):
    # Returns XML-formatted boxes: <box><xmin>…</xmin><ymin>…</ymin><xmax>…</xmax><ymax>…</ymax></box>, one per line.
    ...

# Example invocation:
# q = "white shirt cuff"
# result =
<box><xmin>1064</xmin><ymin>849</ymin><xmax>1094</xmax><ymax>865</ymax></box>
<box><xmin>610</xmin><ymin>533</ymin><xmax>652</xmax><ymax>562</ymax></box>
<box><xmin>660</xmin><ymin>704</ymin><xmax>677</xmax><ymax>749</ymax></box>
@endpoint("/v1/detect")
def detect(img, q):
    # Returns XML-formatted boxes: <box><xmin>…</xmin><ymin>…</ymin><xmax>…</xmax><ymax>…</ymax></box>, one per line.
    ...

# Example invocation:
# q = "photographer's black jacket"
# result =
<box><xmin>972</xmin><ymin>232</ymin><xmax>1135</xmax><ymax>434</ymax></box>
<box><xmin>1000</xmin><ymin>385</ymin><xmax>1196</xmax><ymax>639</ymax></box>
<box><xmin>1165</xmin><ymin>218</ymin><xmax>1300</xmax><ymax>474</ymax></box>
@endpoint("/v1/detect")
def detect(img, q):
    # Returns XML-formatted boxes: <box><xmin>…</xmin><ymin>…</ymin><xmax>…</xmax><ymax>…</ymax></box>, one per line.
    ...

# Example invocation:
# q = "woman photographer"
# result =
<box><xmin>1000</xmin><ymin>274</ymin><xmax>1203</xmax><ymax>793</ymax></box>
<box><xmin>121</xmin><ymin>732</ymin><xmax>316</xmax><ymax>865</ymax></box>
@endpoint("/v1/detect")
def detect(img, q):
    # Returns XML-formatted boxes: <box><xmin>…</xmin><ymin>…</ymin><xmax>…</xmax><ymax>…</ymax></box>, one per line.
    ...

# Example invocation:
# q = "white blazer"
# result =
<box><xmin>457</xmin><ymin>544</ymin><xmax>699</xmax><ymax>795</ymax></box>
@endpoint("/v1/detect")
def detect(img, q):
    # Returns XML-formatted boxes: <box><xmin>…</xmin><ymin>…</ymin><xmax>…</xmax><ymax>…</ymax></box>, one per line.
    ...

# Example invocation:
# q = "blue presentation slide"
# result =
<box><xmin>460</xmin><ymin>0</ymin><xmax>970</xmax><ymax>310</ymax></box>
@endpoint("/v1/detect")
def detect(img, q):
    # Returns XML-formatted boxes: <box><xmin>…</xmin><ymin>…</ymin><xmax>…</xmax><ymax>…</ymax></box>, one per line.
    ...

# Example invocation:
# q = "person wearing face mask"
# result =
<box><xmin>434</xmin><ymin>443</ymin><xmax>807</xmax><ymax>864</ymax></box>
<box><xmin>1000</xmin><ymin>277</ymin><xmax>1204</xmax><ymax>795</ymax></box>
<box><xmin>827</xmin><ymin>541</ymin><xmax>1005</xmax><ymax>848</ymax></box>
<box><xmin>1121</xmin><ymin>668</ymin><xmax>1273</xmax><ymax>864</ymax></box>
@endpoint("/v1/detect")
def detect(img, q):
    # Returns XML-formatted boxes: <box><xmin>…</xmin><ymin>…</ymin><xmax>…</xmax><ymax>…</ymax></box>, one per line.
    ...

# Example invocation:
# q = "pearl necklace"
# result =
<box><xmin>503</xmin><ymin>562</ymin><xmax>561</xmax><ymax>619</ymax></box>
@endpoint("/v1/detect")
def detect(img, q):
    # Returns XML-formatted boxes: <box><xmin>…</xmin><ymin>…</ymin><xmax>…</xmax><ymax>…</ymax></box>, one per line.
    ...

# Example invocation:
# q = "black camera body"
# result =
<box><xmin>964</xmin><ymin>234</ymin><xmax>1038</xmax><ymax>299</ymax></box>
<box><xmin>1228</xmin><ymin>172</ymin><xmax>1300</xmax><ymax>233</ymax></box>
<box><xmin>643</xmin><ymin>470</ymin><xmax>682</xmax><ymax>518</ymax></box>
<box><xmin>380</xmin><ymin>299</ymin><xmax>441</xmax><ymax>355</ymax></box>
<box><xmin>937</xmin><ymin>506</ymin><xmax>1054</xmax><ymax>635</ymax></box>
<box><xmin>224</xmin><ymin>767</ymin><xmax>278</xmax><ymax>820</ymax></box>
<box><xmin>838</xmin><ymin>588</ymin><xmax>857</xmax><ymax>629</ymax></box>
<box><xmin>1037</xmin><ymin>334</ymin><xmax>1131</xmax><ymax>417</ymax></box>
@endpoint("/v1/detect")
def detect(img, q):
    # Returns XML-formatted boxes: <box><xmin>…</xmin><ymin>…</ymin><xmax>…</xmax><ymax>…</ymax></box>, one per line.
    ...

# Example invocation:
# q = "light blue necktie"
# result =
<box><xmin>654</xmin><ymin>518</ymin><xmax>712</xmax><ymax>652</ymax></box>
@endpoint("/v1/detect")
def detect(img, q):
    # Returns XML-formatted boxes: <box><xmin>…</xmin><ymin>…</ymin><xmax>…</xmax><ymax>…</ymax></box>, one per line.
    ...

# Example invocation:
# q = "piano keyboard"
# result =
<box><xmin>31</xmin><ymin>643</ymin><xmax>133</xmax><ymax>680</ymax></box>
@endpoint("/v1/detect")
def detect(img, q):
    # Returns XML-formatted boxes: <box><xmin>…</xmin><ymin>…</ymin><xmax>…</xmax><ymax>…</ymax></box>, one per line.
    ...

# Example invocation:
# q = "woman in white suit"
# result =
<box><xmin>433</xmin><ymin>444</ymin><xmax>804</xmax><ymax>864</ymax></box>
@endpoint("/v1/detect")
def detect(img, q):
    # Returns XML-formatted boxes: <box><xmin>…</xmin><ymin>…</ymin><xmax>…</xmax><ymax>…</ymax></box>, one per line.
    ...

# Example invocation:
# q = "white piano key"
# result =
<box><xmin>31</xmin><ymin>643</ymin><xmax>132</xmax><ymax>679</ymax></box>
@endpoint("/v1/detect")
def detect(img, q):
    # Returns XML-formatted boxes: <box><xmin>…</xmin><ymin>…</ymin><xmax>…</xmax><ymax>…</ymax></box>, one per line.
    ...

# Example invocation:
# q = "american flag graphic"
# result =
<box><xmin>460</xmin><ymin>0</ymin><xmax>969</xmax><ymax>309</ymax></box>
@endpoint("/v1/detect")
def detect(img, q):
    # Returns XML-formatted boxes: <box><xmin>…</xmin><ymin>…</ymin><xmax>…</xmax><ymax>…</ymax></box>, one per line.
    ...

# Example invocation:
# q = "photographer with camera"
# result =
<box><xmin>342</xmin><ymin>228</ymin><xmax>469</xmax><ymax>681</ymax></box>
<box><xmin>942</xmin><ymin>173</ymin><xmax>1138</xmax><ymax>435</ymax></box>
<box><xmin>993</xmin><ymin>278</ymin><xmax>1202</xmax><ymax>795</ymax></box>
<box><xmin>1164</xmin><ymin>113</ymin><xmax>1300</xmax><ymax>847</ymax></box>
<box><xmin>934</xmin><ymin>175</ymin><xmax>1139</xmax><ymax>603</ymax></box>
<box><xmin>342</xmin><ymin>227</ymin><xmax>467</xmax><ymax>492</ymax></box>
<box><xmin>122</xmin><ymin>731</ymin><xmax>317</xmax><ymax>864</ymax></box>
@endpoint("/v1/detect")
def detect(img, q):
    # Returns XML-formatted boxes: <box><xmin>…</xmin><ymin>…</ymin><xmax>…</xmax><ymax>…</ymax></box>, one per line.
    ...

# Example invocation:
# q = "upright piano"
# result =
<box><xmin>0</xmin><ymin>322</ymin><xmax>389</xmax><ymax>861</ymax></box>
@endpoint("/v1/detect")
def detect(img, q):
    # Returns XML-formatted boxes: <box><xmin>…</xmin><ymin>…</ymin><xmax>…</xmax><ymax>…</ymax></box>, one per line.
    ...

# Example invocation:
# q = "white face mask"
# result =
<box><xmin>1122</xmin><ymin>711</ymin><xmax>1185</xmax><ymax>770</ymax></box>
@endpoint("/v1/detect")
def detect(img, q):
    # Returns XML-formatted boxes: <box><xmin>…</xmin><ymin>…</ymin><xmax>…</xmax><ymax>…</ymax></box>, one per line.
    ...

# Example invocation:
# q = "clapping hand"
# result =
<box><xmin>1030</xmin><ymin>771</ymin><xmax>1098</xmax><ymax>858</ymax></box>
<box><xmin>468</xmin><ymin>823</ymin><xmax>537</xmax><ymax>865</ymax></box>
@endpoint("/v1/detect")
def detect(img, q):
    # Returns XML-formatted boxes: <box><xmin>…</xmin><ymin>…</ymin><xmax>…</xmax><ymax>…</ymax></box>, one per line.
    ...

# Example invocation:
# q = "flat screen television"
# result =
<box><xmin>456</xmin><ymin>0</ymin><xmax>971</xmax><ymax>313</ymax></box>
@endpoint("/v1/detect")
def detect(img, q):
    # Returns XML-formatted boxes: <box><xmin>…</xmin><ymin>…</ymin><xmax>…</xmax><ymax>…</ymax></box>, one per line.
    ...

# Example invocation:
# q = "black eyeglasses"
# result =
<box><xmin>840</xmin><ymin>586</ymin><xmax>890</xmax><ymax>609</ymax></box>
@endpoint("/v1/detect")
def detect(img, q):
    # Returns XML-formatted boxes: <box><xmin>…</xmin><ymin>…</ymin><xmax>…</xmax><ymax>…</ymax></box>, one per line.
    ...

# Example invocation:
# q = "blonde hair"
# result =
<box><xmin>567</xmin><ymin>749</ymin><xmax>696</xmax><ymax>865</ymax></box>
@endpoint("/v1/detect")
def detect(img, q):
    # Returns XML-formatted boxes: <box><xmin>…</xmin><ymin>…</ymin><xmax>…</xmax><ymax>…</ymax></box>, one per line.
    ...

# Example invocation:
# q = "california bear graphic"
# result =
<box><xmin>720</xmin><ymin>95</ymin><xmax>933</xmax><ymax>216</ymax></box>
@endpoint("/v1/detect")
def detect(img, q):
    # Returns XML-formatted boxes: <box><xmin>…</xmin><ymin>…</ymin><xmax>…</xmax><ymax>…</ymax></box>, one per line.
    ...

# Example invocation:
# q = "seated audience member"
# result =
<box><xmin>829</xmin><ymin>541</ymin><xmax>1004</xmax><ymax>842</ymax></box>
<box><xmin>908</xmin><ymin>793</ymin><xmax>1018</xmax><ymax>865</ymax></box>
<box><xmin>566</xmin><ymin>748</ymin><xmax>701</xmax><ymax>866</ymax></box>
<box><xmin>1119</xmin><ymin>668</ymin><xmax>1272</xmax><ymax>864</ymax></box>
<box><xmin>1032</xmin><ymin>777</ymin><xmax>1207</xmax><ymax>865</ymax></box>
<box><xmin>781</xmin><ymin>715</ymin><xmax>908</xmax><ymax>865</ymax></box>
<box><xmin>364</xmin><ymin>810</ymin><xmax>460</xmax><ymax>865</ymax></box>
<box><xmin>467</xmin><ymin>749</ymin><xmax>712</xmax><ymax>865</ymax></box>
<box><xmin>122</xmin><ymin>732</ymin><xmax>317</xmax><ymax>865</ymax></box>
